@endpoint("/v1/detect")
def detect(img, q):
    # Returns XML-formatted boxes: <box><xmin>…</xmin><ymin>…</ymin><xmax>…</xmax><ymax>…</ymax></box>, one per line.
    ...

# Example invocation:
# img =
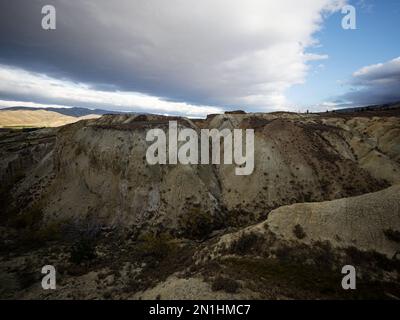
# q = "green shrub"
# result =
<box><xmin>303</xmin><ymin>192</ymin><xmax>312</xmax><ymax>202</ymax></box>
<box><xmin>135</xmin><ymin>232</ymin><xmax>177</xmax><ymax>262</ymax></box>
<box><xmin>34</xmin><ymin>222</ymin><xmax>63</xmax><ymax>241</ymax></box>
<box><xmin>19</xmin><ymin>222</ymin><xmax>62</xmax><ymax>247</ymax></box>
<box><xmin>179</xmin><ymin>208</ymin><xmax>222</xmax><ymax>240</ymax></box>
<box><xmin>274</xmin><ymin>241</ymin><xmax>335</xmax><ymax>269</ymax></box>
<box><xmin>345</xmin><ymin>246</ymin><xmax>400</xmax><ymax>272</ymax></box>
<box><xmin>70</xmin><ymin>237</ymin><xmax>97</xmax><ymax>264</ymax></box>
<box><xmin>384</xmin><ymin>229</ymin><xmax>400</xmax><ymax>243</ymax></box>
<box><xmin>211</xmin><ymin>276</ymin><xmax>240</xmax><ymax>293</ymax></box>
<box><xmin>229</xmin><ymin>232</ymin><xmax>264</xmax><ymax>255</ymax></box>
<box><xmin>10</xmin><ymin>205</ymin><xmax>43</xmax><ymax>229</ymax></box>
<box><xmin>17</xmin><ymin>271</ymin><xmax>37</xmax><ymax>289</ymax></box>
<box><xmin>74</xmin><ymin>144</ymin><xmax>84</xmax><ymax>156</ymax></box>
<box><xmin>312</xmin><ymin>241</ymin><xmax>335</xmax><ymax>268</ymax></box>
<box><xmin>293</xmin><ymin>224</ymin><xmax>306</xmax><ymax>239</ymax></box>
<box><xmin>0</xmin><ymin>187</ymin><xmax>18</xmax><ymax>225</ymax></box>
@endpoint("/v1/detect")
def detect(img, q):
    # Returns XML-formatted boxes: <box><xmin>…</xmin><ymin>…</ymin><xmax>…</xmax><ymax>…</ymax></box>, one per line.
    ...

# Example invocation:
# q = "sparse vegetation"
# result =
<box><xmin>68</xmin><ymin>221</ymin><xmax>101</xmax><ymax>264</ymax></box>
<box><xmin>122</xmin><ymin>232</ymin><xmax>195</xmax><ymax>292</ymax></box>
<box><xmin>9</xmin><ymin>205</ymin><xmax>43</xmax><ymax>229</ymax></box>
<box><xmin>345</xmin><ymin>246</ymin><xmax>400</xmax><ymax>272</ymax></box>
<box><xmin>17</xmin><ymin>271</ymin><xmax>37</xmax><ymax>290</ymax></box>
<box><xmin>18</xmin><ymin>221</ymin><xmax>63</xmax><ymax>247</ymax></box>
<box><xmin>229</xmin><ymin>232</ymin><xmax>264</xmax><ymax>255</ymax></box>
<box><xmin>35</xmin><ymin>222</ymin><xmax>63</xmax><ymax>241</ymax></box>
<box><xmin>384</xmin><ymin>229</ymin><xmax>400</xmax><ymax>243</ymax></box>
<box><xmin>293</xmin><ymin>224</ymin><xmax>306</xmax><ymax>239</ymax></box>
<box><xmin>179</xmin><ymin>207</ymin><xmax>222</xmax><ymax>240</ymax></box>
<box><xmin>74</xmin><ymin>144</ymin><xmax>84</xmax><ymax>156</ymax></box>
<box><xmin>274</xmin><ymin>241</ymin><xmax>336</xmax><ymax>269</ymax></box>
<box><xmin>211</xmin><ymin>276</ymin><xmax>240</xmax><ymax>293</ymax></box>
<box><xmin>135</xmin><ymin>232</ymin><xmax>177</xmax><ymax>262</ymax></box>
<box><xmin>303</xmin><ymin>192</ymin><xmax>312</xmax><ymax>202</ymax></box>
<box><xmin>218</xmin><ymin>255</ymin><xmax>400</xmax><ymax>299</ymax></box>
<box><xmin>70</xmin><ymin>236</ymin><xmax>97</xmax><ymax>264</ymax></box>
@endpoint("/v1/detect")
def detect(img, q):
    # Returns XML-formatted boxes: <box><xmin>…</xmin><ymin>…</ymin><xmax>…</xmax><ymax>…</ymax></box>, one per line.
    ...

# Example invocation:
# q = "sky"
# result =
<box><xmin>0</xmin><ymin>0</ymin><xmax>399</xmax><ymax>117</ymax></box>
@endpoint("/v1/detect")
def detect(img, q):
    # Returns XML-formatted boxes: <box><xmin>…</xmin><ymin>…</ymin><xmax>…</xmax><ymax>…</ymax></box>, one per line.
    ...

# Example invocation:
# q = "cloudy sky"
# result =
<box><xmin>0</xmin><ymin>0</ymin><xmax>399</xmax><ymax>116</ymax></box>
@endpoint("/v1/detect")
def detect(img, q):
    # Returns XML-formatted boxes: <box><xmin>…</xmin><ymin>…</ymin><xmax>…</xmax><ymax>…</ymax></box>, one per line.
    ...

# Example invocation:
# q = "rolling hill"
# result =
<box><xmin>0</xmin><ymin>109</ymin><xmax>101</xmax><ymax>128</ymax></box>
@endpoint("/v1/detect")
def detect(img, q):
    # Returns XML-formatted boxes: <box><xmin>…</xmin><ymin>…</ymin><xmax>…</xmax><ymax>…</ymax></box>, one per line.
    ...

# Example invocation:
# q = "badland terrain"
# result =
<box><xmin>1</xmin><ymin>106</ymin><xmax>399</xmax><ymax>299</ymax></box>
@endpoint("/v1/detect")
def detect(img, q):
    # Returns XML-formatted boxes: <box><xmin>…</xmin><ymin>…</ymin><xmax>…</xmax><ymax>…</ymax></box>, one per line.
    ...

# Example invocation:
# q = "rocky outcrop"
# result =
<box><xmin>267</xmin><ymin>184</ymin><xmax>400</xmax><ymax>257</ymax></box>
<box><xmin>2</xmin><ymin>111</ymin><xmax>399</xmax><ymax>236</ymax></box>
<box><xmin>38</xmin><ymin>112</ymin><xmax>399</xmax><ymax>234</ymax></box>
<box><xmin>211</xmin><ymin>184</ymin><xmax>400</xmax><ymax>259</ymax></box>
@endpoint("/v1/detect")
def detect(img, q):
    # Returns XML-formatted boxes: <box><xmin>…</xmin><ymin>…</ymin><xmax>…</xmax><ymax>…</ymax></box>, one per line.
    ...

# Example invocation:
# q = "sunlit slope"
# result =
<box><xmin>0</xmin><ymin>109</ymin><xmax>100</xmax><ymax>128</ymax></box>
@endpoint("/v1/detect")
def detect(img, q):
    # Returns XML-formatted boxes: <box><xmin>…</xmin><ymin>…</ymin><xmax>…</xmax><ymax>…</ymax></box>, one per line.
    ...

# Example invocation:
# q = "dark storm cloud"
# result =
<box><xmin>0</xmin><ymin>0</ymin><xmax>345</xmax><ymax>112</ymax></box>
<box><xmin>0</xmin><ymin>0</ymin><xmax>156</xmax><ymax>94</ymax></box>
<box><xmin>339</xmin><ymin>57</ymin><xmax>400</xmax><ymax>106</ymax></box>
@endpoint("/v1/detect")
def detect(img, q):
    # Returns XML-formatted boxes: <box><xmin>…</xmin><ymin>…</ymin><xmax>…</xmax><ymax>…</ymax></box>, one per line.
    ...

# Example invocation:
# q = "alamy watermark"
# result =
<box><xmin>145</xmin><ymin>121</ymin><xmax>255</xmax><ymax>176</ymax></box>
<box><xmin>38</xmin><ymin>263</ymin><xmax>356</xmax><ymax>292</ymax></box>
<box><xmin>341</xmin><ymin>265</ymin><xmax>356</xmax><ymax>290</ymax></box>
<box><xmin>342</xmin><ymin>5</ymin><xmax>357</xmax><ymax>30</ymax></box>
<box><xmin>41</xmin><ymin>4</ymin><xmax>356</xmax><ymax>31</ymax></box>
<box><xmin>41</xmin><ymin>265</ymin><xmax>56</xmax><ymax>290</ymax></box>
<box><xmin>41</xmin><ymin>5</ymin><xmax>56</xmax><ymax>30</ymax></box>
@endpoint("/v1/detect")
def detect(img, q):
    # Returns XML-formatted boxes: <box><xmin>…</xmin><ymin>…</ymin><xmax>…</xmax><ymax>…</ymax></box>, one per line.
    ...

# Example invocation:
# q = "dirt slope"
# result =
<box><xmin>211</xmin><ymin>184</ymin><xmax>400</xmax><ymax>258</ymax></box>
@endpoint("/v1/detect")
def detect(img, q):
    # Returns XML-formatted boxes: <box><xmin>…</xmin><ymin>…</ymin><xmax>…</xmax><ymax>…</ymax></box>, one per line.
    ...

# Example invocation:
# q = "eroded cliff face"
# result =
<box><xmin>0</xmin><ymin>128</ymin><xmax>56</xmax><ymax>219</ymax></box>
<box><xmin>45</xmin><ymin>116</ymin><xmax>221</xmax><ymax>234</ymax></box>
<box><xmin>1</xmin><ymin>111</ymin><xmax>399</xmax><ymax>236</ymax></box>
<box><xmin>2</xmin><ymin>112</ymin><xmax>399</xmax><ymax>231</ymax></box>
<box><xmin>27</xmin><ymin>112</ymin><xmax>397</xmax><ymax>234</ymax></box>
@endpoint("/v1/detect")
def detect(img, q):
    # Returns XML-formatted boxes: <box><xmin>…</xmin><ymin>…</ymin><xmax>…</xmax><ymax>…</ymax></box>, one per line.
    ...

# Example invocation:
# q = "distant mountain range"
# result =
<box><xmin>2</xmin><ymin>102</ymin><xmax>399</xmax><ymax>121</ymax></box>
<box><xmin>335</xmin><ymin>101</ymin><xmax>400</xmax><ymax>113</ymax></box>
<box><xmin>1</xmin><ymin>106</ymin><xmax>128</xmax><ymax>117</ymax></box>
